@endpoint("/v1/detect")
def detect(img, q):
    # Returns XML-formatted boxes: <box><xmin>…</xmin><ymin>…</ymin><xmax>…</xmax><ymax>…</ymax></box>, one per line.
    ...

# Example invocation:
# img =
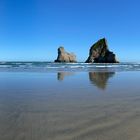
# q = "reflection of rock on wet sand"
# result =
<box><xmin>89</xmin><ymin>72</ymin><xmax>115</xmax><ymax>90</ymax></box>
<box><xmin>57</xmin><ymin>72</ymin><xmax>75</xmax><ymax>81</ymax></box>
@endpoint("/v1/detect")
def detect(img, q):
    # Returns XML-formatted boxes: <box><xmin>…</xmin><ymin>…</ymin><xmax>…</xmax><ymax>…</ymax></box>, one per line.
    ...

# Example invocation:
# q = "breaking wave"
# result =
<box><xmin>0</xmin><ymin>62</ymin><xmax>140</xmax><ymax>72</ymax></box>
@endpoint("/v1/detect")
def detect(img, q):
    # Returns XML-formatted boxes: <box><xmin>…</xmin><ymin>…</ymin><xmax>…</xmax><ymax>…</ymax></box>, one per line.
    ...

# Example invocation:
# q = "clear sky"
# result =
<box><xmin>0</xmin><ymin>0</ymin><xmax>140</xmax><ymax>62</ymax></box>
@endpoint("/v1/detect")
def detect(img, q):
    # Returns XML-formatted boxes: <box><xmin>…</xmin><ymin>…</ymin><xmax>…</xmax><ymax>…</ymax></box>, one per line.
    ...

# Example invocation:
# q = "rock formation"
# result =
<box><xmin>85</xmin><ymin>38</ymin><xmax>119</xmax><ymax>63</ymax></box>
<box><xmin>55</xmin><ymin>47</ymin><xmax>77</xmax><ymax>63</ymax></box>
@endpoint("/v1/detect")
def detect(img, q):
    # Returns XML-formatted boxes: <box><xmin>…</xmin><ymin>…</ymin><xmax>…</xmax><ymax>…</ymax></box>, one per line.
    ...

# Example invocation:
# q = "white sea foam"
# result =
<box><xmin>0</xmin><ymin>65</ymin><xmax>12</xmax><ymax>68</ymax></box>
<box><xmin>0</xmin><ymin>62</ymin><xmax>140</xmax><ymax>71</ymax></box>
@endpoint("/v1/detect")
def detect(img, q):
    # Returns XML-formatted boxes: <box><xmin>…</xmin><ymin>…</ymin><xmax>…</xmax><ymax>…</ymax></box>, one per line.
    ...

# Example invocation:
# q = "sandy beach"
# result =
<box><xmin>0</xmin><ymin>71</ymin><xmax>140</xmax><ymax>140</ymax></box>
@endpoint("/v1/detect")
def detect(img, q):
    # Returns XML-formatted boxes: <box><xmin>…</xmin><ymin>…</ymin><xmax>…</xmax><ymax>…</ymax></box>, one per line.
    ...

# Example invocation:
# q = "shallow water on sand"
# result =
<box><xmin>0</xmin><ymin>71</ymin><xmax>140</xmax><ymax>140</ymax></box>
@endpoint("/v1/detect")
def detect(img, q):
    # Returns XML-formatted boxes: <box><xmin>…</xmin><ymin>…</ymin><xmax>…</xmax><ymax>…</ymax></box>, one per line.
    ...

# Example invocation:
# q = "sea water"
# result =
<box><xmin>0</xmin><ymin>62</ymin><xmax>140</xmax><ymax>72</ymax></box>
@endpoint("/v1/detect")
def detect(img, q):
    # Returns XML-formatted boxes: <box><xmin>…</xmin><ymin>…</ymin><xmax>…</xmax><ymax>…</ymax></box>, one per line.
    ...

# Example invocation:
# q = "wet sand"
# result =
<box><xmin>0</xmin><ymin>71</ymin><xmax>140</xmax><ymax>140</ymax></box>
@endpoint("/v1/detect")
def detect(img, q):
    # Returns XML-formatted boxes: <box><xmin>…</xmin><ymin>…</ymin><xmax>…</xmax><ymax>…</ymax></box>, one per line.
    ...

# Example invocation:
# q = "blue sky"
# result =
<box><xmin>0</xmin><ymin>0</ymin><xmax>140</xmax><ymax>62</ymax></box>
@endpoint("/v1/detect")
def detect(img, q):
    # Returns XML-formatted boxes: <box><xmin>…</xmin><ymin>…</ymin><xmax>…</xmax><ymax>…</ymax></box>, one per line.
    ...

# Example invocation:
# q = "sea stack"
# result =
<box><xmin>85</xmin><ymin>38</ymin><xmax>119</xmax><ymax>63</ymax></box>
<box><xmin>55</xmin><ymin>47</ymin><xmax>77</xmax><ymax>63</ymax></box>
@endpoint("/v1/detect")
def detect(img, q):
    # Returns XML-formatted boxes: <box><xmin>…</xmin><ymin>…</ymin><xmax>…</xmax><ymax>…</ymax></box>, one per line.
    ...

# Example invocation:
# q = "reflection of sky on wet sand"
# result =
<box><xmin>57</xmin><ymin>72</ymin><xmax>75</xmax><ymax>81</ymax></box>
<box><xmin>0</xmin><ymin>71</ymin><xmax>140</xmax><ymax>140</ymax></box>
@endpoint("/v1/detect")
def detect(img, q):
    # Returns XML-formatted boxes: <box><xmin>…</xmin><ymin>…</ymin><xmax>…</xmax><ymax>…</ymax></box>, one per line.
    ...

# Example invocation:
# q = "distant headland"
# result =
<box><xmin>55</xmin><ymin>38</ymin><xmax>119</xmax><ymax>63</ymax></box>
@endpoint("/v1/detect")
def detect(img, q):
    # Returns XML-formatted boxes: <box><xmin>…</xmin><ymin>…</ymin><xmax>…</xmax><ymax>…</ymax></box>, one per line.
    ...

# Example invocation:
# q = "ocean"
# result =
<box><xmin>0</xmin><ymin>62</ymin><xmax>140</xmax><ymax>72</ymax></box>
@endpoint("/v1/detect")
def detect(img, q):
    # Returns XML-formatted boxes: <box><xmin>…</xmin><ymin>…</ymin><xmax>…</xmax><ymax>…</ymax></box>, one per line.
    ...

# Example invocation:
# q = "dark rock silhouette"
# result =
<box><xmin>86</xmin><ymin>38</ymin><xmax>119</xmax><ymax>63</ymax></box>
<box><xmin>89</xmin><ymin>72</ymin><xmax>115</xmax><ymax>90</ymax></box>
<box><xmin>55</xmin><ymin>47</ymin><xmax>77</xmax><ymax>63</ymax></box>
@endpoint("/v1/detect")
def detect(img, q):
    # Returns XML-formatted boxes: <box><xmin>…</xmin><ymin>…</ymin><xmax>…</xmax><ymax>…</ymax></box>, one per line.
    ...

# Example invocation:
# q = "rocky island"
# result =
<box><xmin>85</xmin><ymin>38</ymin><xmax>119</xmax><ymax>63</ymax></box>
<box><xmin>55</xmin><ymin>47</ymin><xmax>77</xmax><ymax>63</ymax></box>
